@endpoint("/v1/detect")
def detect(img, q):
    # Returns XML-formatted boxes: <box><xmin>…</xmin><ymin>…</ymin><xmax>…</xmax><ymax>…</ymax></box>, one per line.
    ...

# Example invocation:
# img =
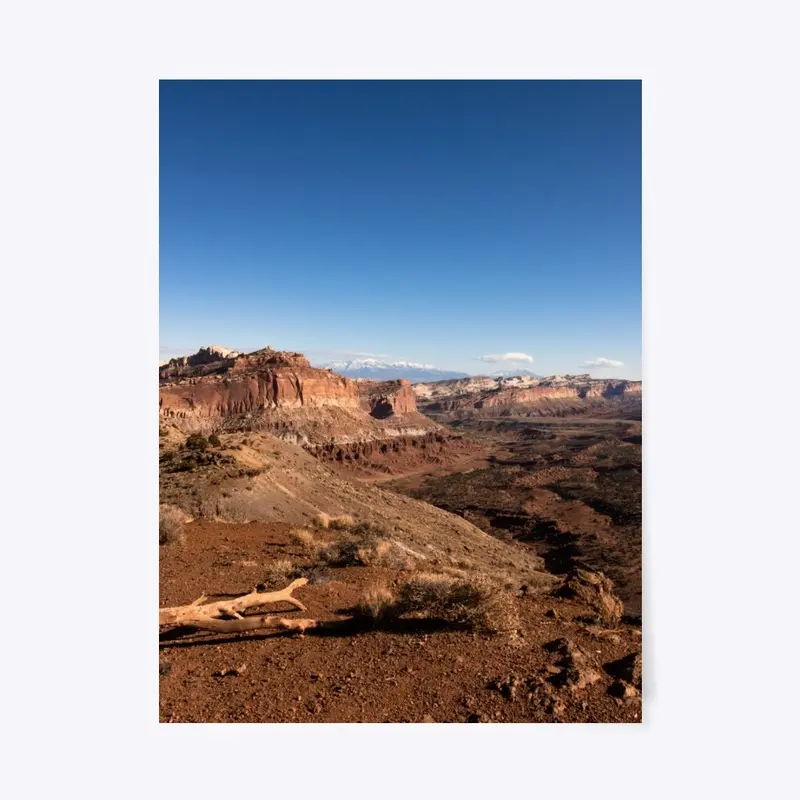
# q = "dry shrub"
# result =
<box><xmin>260</xmin><ymin>559</ymin><xmax>303</xmax><ymax>590</ymax></box>
<box><xmin>290</xmin><ymin>527</ymin><xmax>322</xmax><ymax>558</ymax></box>
<box><xmin>318</xmin><ymin>522</ymin><xmax>398</xmax><ymax>567</ymax></box>
<box><xmin>356</xmin><ymin>585</ymin><xmax>397</xmax><ymax>623</ymax></box>
<box><xmin>194</xmin><ymin>494</ymin><xmax>218</xmax><ymax>520</ymax></box>
<box><xmin>217</xmin><ymin>501</ymin><xmax>250</xmax><ymax>523</ymax></box>
<box><xmin>358</xmin><ymin>539</ymin><xmax>393</xmax><ymax>566</ymax></box>
<box><xmin>311</xmin><ymin>513</ymin><xmax>331</xmax><ymax>529</ymax></box>
<box><xmin>317</xmin><ymin>538</ymin><xmax>362</xmax><ymax>566</ymax></box>
<box><xmin>313</xmin><ymin>513</ymin><xmax>358</xmax><ymax>530</ymax></box>
<box><xmin>293</xmin><ymin>520</ymin><xmax>416</xmax><ymax>570</ymax></box>
<box><xmin>356</xmin><ymin>539</ymin><xmax>417</xmax><ymax>569</ymax></box>
<box><xmin>159</xmin><ymin>505</ymin><xmax>185</xmax><ymax>546</ymax></box>
<box><xmin>356</xmin><ymin>572</ymin><xmax>520</xmax><ymax>634</ymax></box>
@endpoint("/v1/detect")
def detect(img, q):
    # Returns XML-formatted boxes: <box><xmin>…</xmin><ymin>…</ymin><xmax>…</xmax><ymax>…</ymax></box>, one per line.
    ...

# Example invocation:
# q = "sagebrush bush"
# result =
<box><xmin>159</xmin><ymin>505</ymin><xmax>185</xmax><ymax>546</ymax></box>
<box><xmin>321</xmin><ymin>522</ymin><xmax>392</xmax><ymax>566</ymax></box>
<box><xmin>208</xmin><ymin>434</ymin><xmax>221</xmax><ymax>447</ymax></box>
<box><xmin>292</xmin><ymin>519</ymin><xmax>415</xmax><ymax>569</ymax></box>
<box><xmin>290</xmin><ymin>527</ymin><xmax>323</xmax><ymax>558</ymax></box>
<box><xmin>356</xmin><ymin>585</ymin><xmax>397</xmax><ymax>623</ymax></box>
<box><xmin>185</xmin><ymin>433</ymin><xmax>208</xmax><ymax>451</ymax></box>
<box><xmin>356</xmin><ymin>572</ymin><xmax>519</xmax><ymax>634</ymax></box>
<box><xmin>260</xmin><ymin>559</ymin><xmax>303</xmax><ymax>590</ymax></box>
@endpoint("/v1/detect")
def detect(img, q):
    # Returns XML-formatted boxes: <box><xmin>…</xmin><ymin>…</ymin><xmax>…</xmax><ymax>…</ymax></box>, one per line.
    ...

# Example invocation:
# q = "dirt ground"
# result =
<box><xmin>160</xmin><ymin>522</ymin><xmax>642</xmax><ymax>723</ymax></box>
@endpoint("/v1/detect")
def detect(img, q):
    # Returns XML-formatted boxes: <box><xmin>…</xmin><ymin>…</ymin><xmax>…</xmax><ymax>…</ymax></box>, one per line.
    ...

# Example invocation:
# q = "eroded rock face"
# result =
<box><xmin>608</xmin><ymin>680</ymin><xmax>640</xmax><ymax>701</ymax></box>
<box><xmin>357</xmin><ymin>380</ymin><xmax>417</xmax><ymax>418</ymax></box>
<box><xmin>542</xmin><ymin>638</ymin><xmax>602</xmax><ymax>692</ymax></box>
<box><xmin>159</xmin><ymin>346</ymin><xmax>441</xmax><ymax>458</ymax></box>
<box><xmin>604</xmin><ymin>652</ymin><xmax>642</xmax><ymax>689</ymax></box>
<box><xmin>160</xmin><ymin>347</ymin><xmax>369</xmax><ymax>421</ymax></box>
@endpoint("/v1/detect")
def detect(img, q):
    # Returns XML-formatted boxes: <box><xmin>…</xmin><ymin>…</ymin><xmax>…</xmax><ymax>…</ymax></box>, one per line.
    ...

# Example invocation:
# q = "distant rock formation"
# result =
<box><xmin>159</xmin><ymin>346</ymin><xmax>447</xmax><ymax>463</ymax></box>
<box><xmin>161</xmin><ymin>344</ymin><xmax>241</xmax><ymax>370</ymax></box>
<box><xmin>413</xmin><ymin>373</ymin><xmax>642</xmax><ymax>413</ymax></box>
<box><xmin>357</xmin><ymin>380</ymin><xmax>418</xmax><ymax>418</ymax></box>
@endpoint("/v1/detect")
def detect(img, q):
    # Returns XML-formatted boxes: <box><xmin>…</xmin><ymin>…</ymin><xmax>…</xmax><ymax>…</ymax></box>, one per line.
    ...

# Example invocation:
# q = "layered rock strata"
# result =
<box><xmin>414</xmin><ymin>374</ymin><xmax>642</xmax><ymax>412</ymax></box>
<box><xmin>159</xmin><ymin>347</ymin><xmax>441</xmax><ymax>455</ymax></box>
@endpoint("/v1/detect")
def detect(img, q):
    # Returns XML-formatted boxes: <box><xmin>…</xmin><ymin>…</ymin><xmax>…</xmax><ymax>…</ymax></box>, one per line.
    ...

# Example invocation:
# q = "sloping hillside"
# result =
<box><xmin>159</xmin><ymin>424</ymin><xmax>551</xmax><ymax>585</ymax></box>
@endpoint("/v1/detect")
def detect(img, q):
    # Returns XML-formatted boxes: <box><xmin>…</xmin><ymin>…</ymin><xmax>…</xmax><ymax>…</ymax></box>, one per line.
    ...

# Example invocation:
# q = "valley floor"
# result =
<box><xmin>369</xmin><ymin>406</ymin><xmax>642</xmax><ymax>616</ymax></box>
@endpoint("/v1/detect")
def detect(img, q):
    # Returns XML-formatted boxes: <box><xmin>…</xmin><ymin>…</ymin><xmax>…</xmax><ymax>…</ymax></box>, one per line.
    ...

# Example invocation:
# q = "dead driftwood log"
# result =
<box><xmin>159</xmin><ymin>577</ymin><xmax>319</xmax><ymax>634</ymax></box>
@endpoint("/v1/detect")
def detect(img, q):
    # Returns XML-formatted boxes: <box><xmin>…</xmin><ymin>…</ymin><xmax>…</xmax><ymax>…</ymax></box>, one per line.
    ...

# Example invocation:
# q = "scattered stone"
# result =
<box><xmin>543</xmin><ymin>637</ymin><xmax>578</xmax><ymax>657</ymax></box>
<box><xmin>159</xmin><ymin>660</ymin><xmax>172</xmax><ymax>677</ymax></box>
<box><xmin>527</xmin><ymin>679</ymin><xmax>566</xmax><ymax>716</ymax></box>
<box><xmin>421</xmin><ymin>714</ymin><xmax>436</xmax><ymax>723</ymax></box>
<box><xmin>608</xmin><ymin>680</ymin><xmax>641</xmax><ymax>702</ymax></box>
<box><xmin>213</xmin><ymin>664</ymin><xmax>247</xmax><ymax>678</ymax></box>
<box><xmin>604</xmin><ymin>652</ymin><xmax>642</xmax><ymax>689</ymax></box>
<box><xmin>543</xmin><ymin>638</ymin><xmax>601</xmax><ymax>691</ymax></box>
<box><xmin>490</xmin><ymin>675</ymin><xmax>521</xmax><ymax>700</ymax></box>
<box><xmin>555</xmin><ymin>569</ymin><xmax>624</xmax><ymax>625</ymax></box>
<box><xmin>584</xmin><ymin>626</ymin><xmax>622</xmax><ymax>644</ymax></box>
<box><xmin>466</xmin><ymin>712</ymin><xmax>487</xmax><ymax>723</ymax></box>
<box><xmin>553</xmin><ymin>661</ymin><xmax>602</xmax><ymax>692</ymax></box>
<box><xmin>544</xmin><ymin>608</ymin><xmax>559</xmax><ymax>619</ymax></box>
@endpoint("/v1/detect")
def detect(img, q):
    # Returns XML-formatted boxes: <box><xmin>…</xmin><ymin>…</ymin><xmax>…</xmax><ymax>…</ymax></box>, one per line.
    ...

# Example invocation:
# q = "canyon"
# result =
<box><xmin>159</xmin><ymin>345</ymin><xmax>642</xmax><ymax>723</ymax></box>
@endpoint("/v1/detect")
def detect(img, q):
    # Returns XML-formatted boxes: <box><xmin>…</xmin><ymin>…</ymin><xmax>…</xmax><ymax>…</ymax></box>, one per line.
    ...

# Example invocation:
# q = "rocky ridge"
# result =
<box><xmin>159</xmin><ymin>346</ymin><xmax>471</xmax><ymax>471</ymax></box>
<box><xmin>414</xmin><ymin>373</ymin><xmax>642</xmax><ymax>413</ymax></box>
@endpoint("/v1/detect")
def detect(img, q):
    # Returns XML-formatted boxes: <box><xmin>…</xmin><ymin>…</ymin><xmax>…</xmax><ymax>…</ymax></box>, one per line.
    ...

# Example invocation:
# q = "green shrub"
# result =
<box><xmin>208</xmin><ymin>434</ymin><xmax>221</xmax><ymax>447</ymax></box>
<box><xmin>185</xmin><ymin>433</ymin><xmax>208</xmax><ymax>451</ymax></box>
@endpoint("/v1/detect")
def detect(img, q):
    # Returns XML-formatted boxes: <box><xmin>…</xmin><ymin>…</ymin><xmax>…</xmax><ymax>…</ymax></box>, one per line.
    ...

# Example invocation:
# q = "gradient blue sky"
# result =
<box><xmin>160</xmin><ymin>80</ymin><xmax>641</xmax><ymax>378</ymax></box>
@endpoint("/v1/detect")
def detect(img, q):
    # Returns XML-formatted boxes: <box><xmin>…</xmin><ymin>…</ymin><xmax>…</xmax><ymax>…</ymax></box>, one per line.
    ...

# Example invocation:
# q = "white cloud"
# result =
<box><xmin>478</xmin><ymin>352</ymin><xmax>534</xmax><ymax>364</ymax></box>
<box><xmin>582</xmin><ymin>357</ymin><xmax>624</xmax><ymax>368</ymax></box>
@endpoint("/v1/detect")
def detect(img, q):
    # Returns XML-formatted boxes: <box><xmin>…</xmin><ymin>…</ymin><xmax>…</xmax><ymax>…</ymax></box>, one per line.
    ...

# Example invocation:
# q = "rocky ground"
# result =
<box><xmin>384</xmin><ymin>403</ymin><xmax>642</xmax><ymax>615</ymax></box>
<box><xmin>160</xmin><ymin>522</ymin><xmax>642</xmax><ymax>723</ymax></box>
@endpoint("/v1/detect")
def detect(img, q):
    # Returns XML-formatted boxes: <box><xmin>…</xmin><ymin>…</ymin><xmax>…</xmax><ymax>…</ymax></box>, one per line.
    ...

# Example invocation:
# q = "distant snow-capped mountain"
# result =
<box><xmin>321</xmin><ymin>358</ymin><xmax>469</xmax><ymax>383</ymax></box>
<box><xmin>490</xmin><ymin>368</ymin><xmax>542</xmax><ymax>378</ymax></box>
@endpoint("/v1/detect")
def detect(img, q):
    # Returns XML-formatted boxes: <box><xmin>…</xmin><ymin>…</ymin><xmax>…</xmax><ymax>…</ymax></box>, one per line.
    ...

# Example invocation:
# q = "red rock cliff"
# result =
<box><xmin>159</xmin><ymin>347</ymin><xmax>361</xmax><ymax>422</ymax></box>
<box><xmin>357</xmin><ymin>379</ymin><xmax>418</xmax><ymax>418</ymax></box>
<box><xmin>158</xmin><ymin>347</ymin><xmax>433</xmax><ymax>449</ymax></box>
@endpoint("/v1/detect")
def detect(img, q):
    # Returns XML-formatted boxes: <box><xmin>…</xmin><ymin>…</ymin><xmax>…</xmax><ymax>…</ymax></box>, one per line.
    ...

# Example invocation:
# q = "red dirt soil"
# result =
<box><xmin>160</xmin><ymin>522</ymin><xmax>642</xmax><ymax>723</ymax></box>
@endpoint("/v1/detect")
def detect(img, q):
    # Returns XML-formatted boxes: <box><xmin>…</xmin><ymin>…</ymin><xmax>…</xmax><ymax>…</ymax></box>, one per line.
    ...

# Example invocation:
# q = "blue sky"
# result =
<box><xmin>160</xmin><ymin>80</ymin><xmax>641</xmax><ymax>378</ymax></box>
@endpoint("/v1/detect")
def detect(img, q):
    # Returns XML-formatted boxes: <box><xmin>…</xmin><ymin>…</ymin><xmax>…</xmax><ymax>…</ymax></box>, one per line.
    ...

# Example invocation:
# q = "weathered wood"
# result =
<box><xmin>182</xmin><ymin>615</ymin><xmax>320</xmax><ymax>635</ymax></box>
<box><xmin>159</xmin><ymin>578</ymin><xmax>308</xmax><ymax>626</ymax></box>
